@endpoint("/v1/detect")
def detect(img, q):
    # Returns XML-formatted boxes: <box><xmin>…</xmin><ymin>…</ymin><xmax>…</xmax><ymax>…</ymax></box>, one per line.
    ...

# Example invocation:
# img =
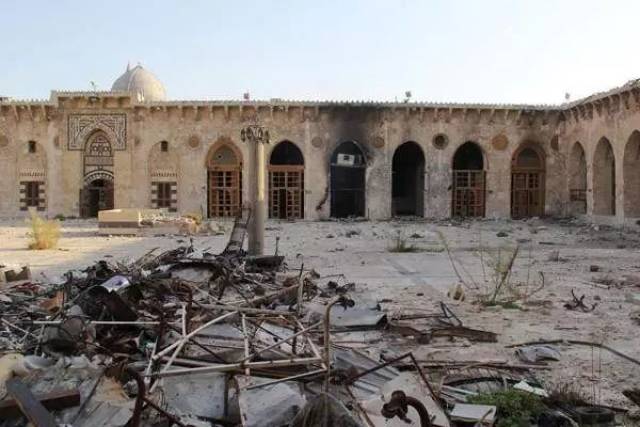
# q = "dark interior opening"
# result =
<box><xmin>270</xmin><ymin>141</ymin><xmax>304</xmax><ymax>165</ymax></box>
<box><xmin>392</xmin><ymin>141</ymin><xmax>425</xmax><ymax>216</ymax></box>
<box><xmin>81</xmin><ymin>178</ymin><xmax>114</xmax><ymax>218</ymax></box>
<box><xmin>330</xmin><ymin>141</ymin><xmax>366</xmax><ymax>218</ymax></box>
<box><xmin>453</xmin><ymin>142</ymin><xmax>484</xmax><ymax>170</ymax></box>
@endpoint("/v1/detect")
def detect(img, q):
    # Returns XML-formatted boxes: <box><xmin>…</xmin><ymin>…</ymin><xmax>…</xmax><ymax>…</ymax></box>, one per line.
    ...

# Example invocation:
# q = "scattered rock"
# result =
<box><xmin>496</xmin><ymin>231</ymin><xmax>509</xmax><ymax>237</ymax></box>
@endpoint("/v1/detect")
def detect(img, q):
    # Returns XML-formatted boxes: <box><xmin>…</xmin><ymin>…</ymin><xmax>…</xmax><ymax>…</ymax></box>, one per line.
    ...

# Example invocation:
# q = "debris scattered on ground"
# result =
<box><xmin>563</xmin><ymin>289</ymin><xmax>598</xmax><ymax>312</ymax></box>
<box><xmin>0</xmin><ymin>215</ymin><xmax>638</xmax><ymax>426</ymax></box>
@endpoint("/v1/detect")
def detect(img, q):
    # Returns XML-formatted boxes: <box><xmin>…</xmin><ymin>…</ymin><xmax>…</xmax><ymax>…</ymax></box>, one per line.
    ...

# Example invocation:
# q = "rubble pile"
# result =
<box><xmin>0</xmin><ymin>215</ymin><xmax>636</xmax><ymax>426</ymax></box>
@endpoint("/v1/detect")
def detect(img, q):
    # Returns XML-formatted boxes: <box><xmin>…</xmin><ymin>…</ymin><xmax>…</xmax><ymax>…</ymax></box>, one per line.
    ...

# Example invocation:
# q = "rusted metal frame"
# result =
<box><xmin>141</xmin><ymin>396</ymin><xmax>190</xmax><ymax>427</ymax></box>
<box><xmin>244</xmin><ymin>368</ymin><xmax>327</xmax><ymax>390</ymax></box>
<box><xmin>199</xmin><ymin>303</ymin><xmax>296</xmax><ymax>316</ymax></box>
<box><xmin>323</xmin><ymin>296</ymin><xmax>345</xmax><ymax>392</ymax></box>
<box><xmin>152</xmin><ymin>310</ymin><xmax>238</xmax><ymax>361</ymax></box>
<box><xmin>150</xmin><ymin>307</ymin><xmax>189</xmax><ymax>393</ymax></box>
<box><xmin>143</xmin><ymin>312</ymin><xmax>166</xmax><ymax>390</ymax></box>
<box><xmin>241</xmin><ymin>314</ymin><xmax>251</xmax><ymax>375</ymax></box>
<box><xmin>144</xmin><ymin>356</ymin><xmax>323</xmax><ymax>378</ymax></box>
<box><xmin>293</xmin><ymin>317</ymin><xmax>326</xmax><ymax>370</ymax></box>
<box><xmin>346</xmin><ymin>352</ymin><xmax>413</xmax><ymax>384</ymax></box>
<box><xmin>28</xmin><ymin>320</ymin><xmax>163</xmax><ymax>326</ymax></box>
<box><xmin>236</xmin><ymin>320</ymin><xmax>322</xmax><ymax>364</ymax></box>
<box><xmin>126</xmin><ymin>367</ymin><xmax>190</xmax><ymax>427</ymax></box>
<box><xmin>381</xmin><ymin>390</ymin><xmax>433</xmax><ymax>426</ymax></box>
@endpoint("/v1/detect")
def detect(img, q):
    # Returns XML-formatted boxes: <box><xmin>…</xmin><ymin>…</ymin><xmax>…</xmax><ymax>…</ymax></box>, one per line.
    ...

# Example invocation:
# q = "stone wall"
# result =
<box><xmin>0</xmin><ymin>87</ymin><xmax>638</xmax><ymax>223</ymax></box>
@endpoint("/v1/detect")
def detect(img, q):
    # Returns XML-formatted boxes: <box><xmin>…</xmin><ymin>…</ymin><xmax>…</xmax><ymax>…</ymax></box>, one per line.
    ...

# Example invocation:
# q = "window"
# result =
<box><xmin>24</xmin><ymin>182</ymin><xmax>40</xmax><ymax>207</ymax></box>
<box><xmin>432</xmin><ymin>134</ymin><xmax>448</xmax><ymax>150</ymax></box>
<box><xmin>28</xmin><ymin>141</ymin><xmax>36</xmax><ymax>153</ymax></box>
<box><xmin>156</xmin><ymin>182</ymin><xmax>172</xmax><ymax>208</ymax></box>
<box><xmin>160</xmin><ymin>141</ymin><xmax>168</xmax><ymax>152</ymax></box>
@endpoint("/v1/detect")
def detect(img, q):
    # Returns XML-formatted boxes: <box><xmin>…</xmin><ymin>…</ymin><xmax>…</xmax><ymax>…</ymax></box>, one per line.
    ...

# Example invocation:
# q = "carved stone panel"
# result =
<box><xmin>68</xmin><ymin>114</ymin><xmax>127</xmax><ymax>150</ymax></box>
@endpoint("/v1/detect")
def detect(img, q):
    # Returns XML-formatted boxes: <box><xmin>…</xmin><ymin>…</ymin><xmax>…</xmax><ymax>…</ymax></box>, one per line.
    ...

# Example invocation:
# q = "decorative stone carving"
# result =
<box><xmin>491</xmin><ymin>134</ymin><xmax>509</xmax><ymax>151</ymax></box>
<box><xmin>550</xmin><ymin>134</ymin><xmax>559</xmax><ymax>151</ymax></box>
<box><xmin>432</xmin><ymin>133</ymin><xmax>448</xmax><ymax>149</ymax></box>
<box><xmin>311</xmin><ymin>136</ymin><xmax>324</xmax><ymax>148</ymax></box>
<box><xmin>68</xmin><ymin>114</ymin><xmax>126</xmax><ymax>150</ymax></box>
<box><xmin>372</xmin><ymin>136</ymin><xmax>385</xmax><ymax>149</ymax></box>
<box><xmin>188</xmin><ymin>135</ymin><xmax>200</xmax><ymax>149</ymax></box>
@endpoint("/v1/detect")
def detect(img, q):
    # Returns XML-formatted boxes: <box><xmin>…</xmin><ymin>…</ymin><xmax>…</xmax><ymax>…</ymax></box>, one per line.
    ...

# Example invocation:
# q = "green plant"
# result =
<box><xmin>387</xmin><ymin>231</ymin><xmax>438</xmax><ymax>253</ymax></box>
<box><xmin>469</xmin><ymin>390</ymin><xmax>544</xmax><ymax>427</ymax></box>
<box><xmin>439</xmin><ymin>229</ymin><xmax>545</xmax><ymax>307</ymax></box>
<box><xmin>53</xmin><ymin>213</ymin><xmax>66</xmax><ymax>221</ymax></box>
<box><xmin>546</xmin><ymin>381</ymin><xmax>587</xmax><ymax>406</ymax></box>
<box><xmin>26</xmin><ymin>212</ymin><xmax>61</xmax><ymax>250</ymax></box>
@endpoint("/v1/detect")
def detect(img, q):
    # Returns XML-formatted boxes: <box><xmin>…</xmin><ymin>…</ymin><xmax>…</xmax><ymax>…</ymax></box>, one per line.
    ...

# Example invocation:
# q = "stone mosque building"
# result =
<box><xmin>0</xmin><ymin>64</ymin><xmax>639</xmax><ymax>224</ymax></box>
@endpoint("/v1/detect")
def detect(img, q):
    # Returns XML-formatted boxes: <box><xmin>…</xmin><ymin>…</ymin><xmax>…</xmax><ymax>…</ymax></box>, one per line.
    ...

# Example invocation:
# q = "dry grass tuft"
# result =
<box><xmin>26</xmin><ymin>212</ymin><xmax>61</xmax><ymax>250</ymax></box>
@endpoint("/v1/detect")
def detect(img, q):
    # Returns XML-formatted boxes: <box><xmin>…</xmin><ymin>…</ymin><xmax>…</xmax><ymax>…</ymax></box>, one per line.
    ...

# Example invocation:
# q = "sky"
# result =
<box><xmin>1</xmin><ymin>0</ymin><xmax>640</xmax><ymax>105</ymax></box>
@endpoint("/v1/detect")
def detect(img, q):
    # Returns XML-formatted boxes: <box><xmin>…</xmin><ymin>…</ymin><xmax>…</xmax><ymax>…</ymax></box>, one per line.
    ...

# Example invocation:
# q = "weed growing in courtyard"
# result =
<box><xmin>438</xmin><ymin>229</ymin><xmax>545</xmax><ymax>306</ymax></box>
<box><xmin>388</xmin><ymin>231</ymin><xmax>443</xmax><ymax>253</ymax></box>
<box><xmin>468</xmin><ymin>389</ymin><xmax>544</xmax><ymax>427</ymax></box>
<box><xmin>26</xmin><ymin>212</ymin><xmax>61</xmax><ymax>250</ymax></box>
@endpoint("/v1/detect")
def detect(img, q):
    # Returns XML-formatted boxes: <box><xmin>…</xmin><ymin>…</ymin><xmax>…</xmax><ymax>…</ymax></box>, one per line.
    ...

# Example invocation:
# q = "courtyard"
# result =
<box><xmin>1</xmin><ymin>217</ymin><xmax>639</xmax><ymax>412</ymax></box>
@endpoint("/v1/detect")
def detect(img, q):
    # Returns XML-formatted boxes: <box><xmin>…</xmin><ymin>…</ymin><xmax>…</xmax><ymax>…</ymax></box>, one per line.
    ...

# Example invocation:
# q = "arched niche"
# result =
<box><xmin>206</xmin><ymin>139</ymin><xmax>243</xmax><ymax>217</ymax></box>
<box><xmin>392</xmin><ymin>141</ymin><xmax>425</xmax><ymax>216</ymax></box>
<box><xmin>568</xmin><ymin>142</ymin><xmax>587</xmax><ymax>215</ymax></box>
<box><xmin>511</xmin><ymin>142</ymin><xmax>546</xmax><ymax>218</ymax></box>
<box><xmin>592</xmin><ymin>137</ymin><xmax>616</xmax><ymax>216</ymax></box>
<box><xmin>268</xmin><ymin>140</ymin><xmax>304</xmax><ymax>219</ymax></box>
<box><xmin>330</xmin><ymin>141</ymin><xmax>366</xmax><ymax>218</ymax></box>
<box><xmin>452</xmin><ymin>141</ymin><xmax>486</xmax><ymax>218</ymax></box>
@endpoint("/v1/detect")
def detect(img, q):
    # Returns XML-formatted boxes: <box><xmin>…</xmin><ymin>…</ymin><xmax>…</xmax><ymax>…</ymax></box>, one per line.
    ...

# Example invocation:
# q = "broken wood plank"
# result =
<box><xmin>0</xmin><ymin>387</ymin><xmax>81</xmax><ymax>419</ymax></box>
<box><xmin>4</xmin><ymin>379</ymin><xmax>68</xmax><ymax>426</ymax></box>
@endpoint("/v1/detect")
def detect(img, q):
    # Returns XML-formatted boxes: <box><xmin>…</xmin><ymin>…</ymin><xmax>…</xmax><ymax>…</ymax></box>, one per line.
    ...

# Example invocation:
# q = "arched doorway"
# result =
<box><xmin>623</xmin><ymin>131</ymin><xmax>640</xmax><ymax>217</ymax></box>
<box><xmin>80</xmin><ymin>131</ymin><xmax>115</xmax><ymax>218</ymax></box>
<box><xmin>392</xmin><ymin>141</ymin><xmax>425</xmax><ymax>216</ymax></box>
<box><xmin>80</xmin><ymin>174</ymin><xmax>114</xmax><ymax>218</ymax></box>
<box><xmin>568</xmin><ymin>142</ymin><xmax>587</xmax><ymax>215</ymax></box>
<box><xmin>268</xmin><ymin>141</ymin><xmax>304</xmax><ymax>219</ymax></box>
<box><xmin>592</xmin><ymin>137</ymin><xmax>616</xmax><ymax>216</ymax></box>
<box><xmin>330</xmin><ymin>141</ymin><xmax>366</xmax><ymax>218</ymax></box>
<box><xmin>452</xmin><ymin>141</ymin><xmax>485</xmax><ymax>217</ymax></box>
<box><xmin>207</xmin><ymin>142</ymin><xmax>242</xmax><ymax>217</ymax></box>
<box><xmin>511</xmin><ymin>143</ymin><xmax>545</xmax><ymax>218</ymax></box>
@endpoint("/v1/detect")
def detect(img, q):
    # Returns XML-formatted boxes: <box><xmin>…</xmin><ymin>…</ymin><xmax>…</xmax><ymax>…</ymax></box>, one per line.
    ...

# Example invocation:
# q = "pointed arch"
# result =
<box><xmin>268</xmin><ymin>140</ymin><xmax>304</xmax><ymax>219</ymax></box>
<box><xmin>452</xmin><ymin>141</ymin><xmax>486</xmax><ymax>217</ymax></box>
<box><xmin>330</xmin><ymin>141</ymin><xmax>366</xmax><ymax>218</ymax></box>
<box><xmin>206</xmin><ymin>138</ymin><xmax>243</xmax><ymax>217</ymax></box>
<box><xmin>623</xmin><ymin>130</ymin><xmax>640</xmax><ymax>217</ymax></box>
<box><xmin>511</xmin><ymin>142</ymin><xmax>546</xmax><ymax>218</ymax></box>
<box><xmin>592</xmin><ymin>137</ymin><xmax>616</xmax><ymax>216</ymax></box>
<box><xmin>568</xmin><ymin>142</ymin><xmax>587</xmax><ymax>215</ymax></box>
<box><xmin>392</xmin><ymin>141</ymin><xmax>425</xmax><ymax>216</ymax></box>
<box><xmin>80</xmin><ymin>131</ymin><xmax>114</xmax><ymax>218</ymax></box>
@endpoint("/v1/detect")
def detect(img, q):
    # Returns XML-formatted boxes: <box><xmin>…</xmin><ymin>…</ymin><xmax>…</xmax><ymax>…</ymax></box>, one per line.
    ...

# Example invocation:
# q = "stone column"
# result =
<box><xmin>249</xmin><ymin>141</ymin><xmax>266</xmax><ymax>255</ymax></box>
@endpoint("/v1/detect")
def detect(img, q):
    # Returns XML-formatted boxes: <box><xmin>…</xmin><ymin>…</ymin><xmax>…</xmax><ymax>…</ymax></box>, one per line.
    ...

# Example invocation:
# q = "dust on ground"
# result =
<box><xmin>1</xmin><ymin>216</ymin><xmax>639</xmax><ymax>409</ymax></box>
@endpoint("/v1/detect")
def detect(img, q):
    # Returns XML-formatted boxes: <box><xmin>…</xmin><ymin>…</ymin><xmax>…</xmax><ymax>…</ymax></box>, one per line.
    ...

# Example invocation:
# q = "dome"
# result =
<box><xmin>111</xmin><ymin>64</ymin><xmax>166</xmax><ymax>101</ymax></box>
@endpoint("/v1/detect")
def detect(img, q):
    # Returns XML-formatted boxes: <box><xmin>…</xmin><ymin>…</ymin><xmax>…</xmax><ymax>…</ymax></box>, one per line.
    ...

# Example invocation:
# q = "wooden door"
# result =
<box><xmin>511</xmin><ymin>171</ymin><xmax>544</xmax><ymax>218</ymax></box>
<box><xmin>452</xmin><ymin>170</ymin><xmax>485</xmax><ymax>217</ymax></box>
<box><xmin>268</xmin><ymin>166</ymin><xmax>304</xmax><ymax>219</ymax></box>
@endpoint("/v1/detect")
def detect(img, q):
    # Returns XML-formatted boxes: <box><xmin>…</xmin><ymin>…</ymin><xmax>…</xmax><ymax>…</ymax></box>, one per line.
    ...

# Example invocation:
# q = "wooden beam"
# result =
<box><xmin>4</xmin><ymin>379</ymin><xmax>74</xmax><ymax>426</ymax></box>
<box><xmin>0</xmin><ymin>387</ymin><xmax>80</xmax><ymax>419</ymax></box>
